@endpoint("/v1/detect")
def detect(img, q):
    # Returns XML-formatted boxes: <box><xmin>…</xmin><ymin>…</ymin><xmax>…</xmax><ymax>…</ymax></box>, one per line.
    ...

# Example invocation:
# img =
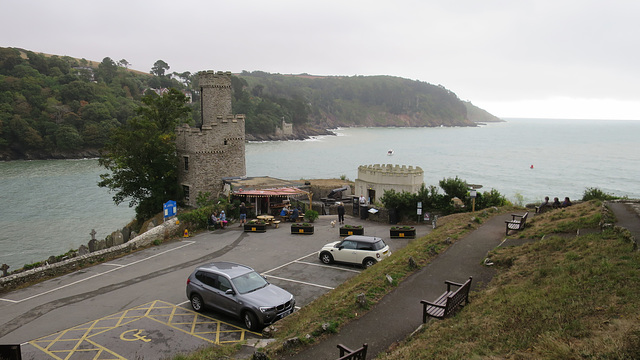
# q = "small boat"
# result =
<box><xmin>387</xmin><ymin>149</ymin><xmax>394</xmax><ymax>156</ymax></box>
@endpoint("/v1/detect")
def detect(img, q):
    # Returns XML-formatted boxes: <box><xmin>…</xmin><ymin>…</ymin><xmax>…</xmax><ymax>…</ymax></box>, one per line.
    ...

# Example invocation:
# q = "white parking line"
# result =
<box><xmin>294</xmin><ymin>260</ymin><xmax>361</xmax><ymax>273</ymax></box>
<box><xmin>101</xmin><ymin>263</ymin><xmax>125</xmax><ymax>267</ymax></box>
<box><xmin>0</xmin><ymin>241</ymin><xmax>197</xmax><ymax>304</ymax></box>
<box><xmin>264</xmin><ymin>275</ymin><xmax>335</xmax><ymax>290</ymax></box>
<box><xmin>262</xmin><ymin>252</ymin><xmax>317</xmax><ymax>275</ymax></box>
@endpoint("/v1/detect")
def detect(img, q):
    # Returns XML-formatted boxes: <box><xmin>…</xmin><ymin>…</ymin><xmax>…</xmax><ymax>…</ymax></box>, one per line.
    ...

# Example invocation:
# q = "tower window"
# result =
<box><xmin>183</xmin><ymin>156</ymin><xmax>189</xmax><ymax>171</ymax></box>
<box><xmin>224</xmin><ymin>140</ymin><xmax>228</xmax><ymax>145</ymax></box>
<box><xmin>183</xmin><ymin>185</ymin><xmax>190</xmax><ymax>201</ymax></box>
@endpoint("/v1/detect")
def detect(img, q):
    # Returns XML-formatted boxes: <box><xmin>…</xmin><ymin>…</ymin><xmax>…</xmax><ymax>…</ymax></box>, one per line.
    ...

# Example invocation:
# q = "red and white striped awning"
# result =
<box><xmin>233</xmin><ymin>187</ymin><xmax>308</xmax><ymax>198</ymax></box>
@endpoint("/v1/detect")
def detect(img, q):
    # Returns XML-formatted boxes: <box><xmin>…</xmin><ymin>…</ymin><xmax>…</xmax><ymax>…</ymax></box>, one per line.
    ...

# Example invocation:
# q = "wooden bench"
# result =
<box><xmin>505</xmin><ymin>211</ymin><xmax>528</xmax><ymax>235</ymax></box>
<box><xmin>336</xmin><ymin>343</ymin><xmax>368</xmax><ymax>360</ymax></box>
<box><xmin>421</xmin><ymin>277</ymin><xmax>472</xmax><ymax>322</ymax></box>
<box><xmin>272</xmin><ymin>220</ymin><xmax>281</xmax><ymax>228</ymax></box>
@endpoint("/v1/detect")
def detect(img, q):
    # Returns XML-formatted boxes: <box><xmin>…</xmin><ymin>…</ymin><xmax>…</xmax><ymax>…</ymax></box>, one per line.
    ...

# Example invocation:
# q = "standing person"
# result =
<box><xmin>337</xmin><ymin>202</ymin><xmax>345</xmax><ymax>224</ymax></box>
<box><xmin>239</xmin><ymin>202</ymin><xmax>247</xmax><ymax>227</ymax></box>
<box><xmin>359</xmin><ymin>195</ymin><xmax>366</xmax><ymax>206</ymax></box>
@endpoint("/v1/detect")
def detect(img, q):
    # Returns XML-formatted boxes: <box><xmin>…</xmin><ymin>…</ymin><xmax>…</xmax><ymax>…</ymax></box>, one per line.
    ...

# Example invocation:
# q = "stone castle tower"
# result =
<box><xmin>176</xmin><ymin>71</ymin><xmax>246</xmax><ymax>207</ymax></box>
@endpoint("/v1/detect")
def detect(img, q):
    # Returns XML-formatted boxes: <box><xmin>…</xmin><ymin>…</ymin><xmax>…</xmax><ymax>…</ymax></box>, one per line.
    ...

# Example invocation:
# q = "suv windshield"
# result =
<box><xmin>231</xmin><ymin>271</ymin><xmax>268</xmax><ymax>294</ymax></box>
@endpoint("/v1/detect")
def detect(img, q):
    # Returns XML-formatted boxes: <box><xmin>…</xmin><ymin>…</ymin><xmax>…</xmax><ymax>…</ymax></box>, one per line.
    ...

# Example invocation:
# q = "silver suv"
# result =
<box><xmin>186</xmin><ymin>262</ymin><xmax>295</xmax><ymax>331</ymax></box>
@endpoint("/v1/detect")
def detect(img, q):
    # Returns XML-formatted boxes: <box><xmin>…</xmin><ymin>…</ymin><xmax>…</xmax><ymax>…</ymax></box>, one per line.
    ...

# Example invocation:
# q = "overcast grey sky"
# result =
<box><xmin>3</xmin><ymin>0</ymin><xmax>639</xmax><ymax>119</ymax></box>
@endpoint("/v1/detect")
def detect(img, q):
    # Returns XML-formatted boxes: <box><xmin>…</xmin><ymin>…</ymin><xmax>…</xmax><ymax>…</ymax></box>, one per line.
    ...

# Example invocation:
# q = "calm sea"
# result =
<box><xmin>1</xmin><ymin>118</ymin><xmax>639</xmax><ymax>270</ymax></box>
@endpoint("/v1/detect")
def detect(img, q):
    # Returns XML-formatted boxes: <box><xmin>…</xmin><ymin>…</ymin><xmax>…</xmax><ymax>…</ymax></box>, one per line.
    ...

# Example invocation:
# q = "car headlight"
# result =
<box><xmin>260</xmin><ymin>306</ymin><xmax>276</xmax><ymax>313</ymax></box>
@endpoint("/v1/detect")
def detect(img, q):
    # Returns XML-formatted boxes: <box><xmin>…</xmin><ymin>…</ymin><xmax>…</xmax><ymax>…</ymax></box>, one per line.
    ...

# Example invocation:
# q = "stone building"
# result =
<box><xmin>274</xmin><ymin>117</ymin><xmax>293</xmax><ymax>137</ymax></box>
<box><xmin>176</xmin><ymin>71</ymin><xmax>246</xmax><ymax>207</ymax></box>
<box><xmin>355</xmin><ymin>164</ymin><xmax>424</xmax><ymax>204</ymax></box>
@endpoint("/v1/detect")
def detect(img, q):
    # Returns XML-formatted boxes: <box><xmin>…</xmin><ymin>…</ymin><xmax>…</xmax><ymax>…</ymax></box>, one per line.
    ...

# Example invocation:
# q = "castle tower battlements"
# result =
<box><xmin>176</xmin><ymin>71</ymin><xmax>246</xmax><ymax>206</ymax></box>
<box><xmin>355</xmin><ymin>164</ymin><xmax>424</xmax><ymax>204</ymax></box>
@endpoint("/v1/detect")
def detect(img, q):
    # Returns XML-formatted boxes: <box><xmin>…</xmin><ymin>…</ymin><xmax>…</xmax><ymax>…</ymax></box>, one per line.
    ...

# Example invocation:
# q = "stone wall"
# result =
<box><xmin>0</xmin><ymin>219</ymin><xmax>180</xmax><ymax>293</ymax></box>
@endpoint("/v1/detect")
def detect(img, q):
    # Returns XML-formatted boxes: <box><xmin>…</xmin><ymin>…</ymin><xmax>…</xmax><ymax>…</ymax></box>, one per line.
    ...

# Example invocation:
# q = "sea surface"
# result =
<box><xmin>1</xmin><ymin>118</ymin><xmax>639</xmax><ymax>270</ymax></box>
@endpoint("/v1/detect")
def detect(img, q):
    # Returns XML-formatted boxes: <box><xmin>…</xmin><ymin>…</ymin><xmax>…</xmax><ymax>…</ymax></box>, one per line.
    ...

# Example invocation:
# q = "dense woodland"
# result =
<box><xmin>0</xmin><ymin>47</ymin><xmax>500</xmax><ymax>160</ymax></box>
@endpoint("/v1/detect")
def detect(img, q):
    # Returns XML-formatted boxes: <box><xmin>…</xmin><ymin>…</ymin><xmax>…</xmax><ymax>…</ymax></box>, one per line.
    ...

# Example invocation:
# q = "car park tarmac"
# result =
<box><xmin>0</xmin><ymin>214</ymin><xmax>426</xmax><ymax>359</ymax></box>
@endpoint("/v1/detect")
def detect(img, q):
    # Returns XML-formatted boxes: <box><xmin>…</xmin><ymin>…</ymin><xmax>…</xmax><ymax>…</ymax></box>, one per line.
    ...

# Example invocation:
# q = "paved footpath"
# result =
<box><xmin>272</xmin><ymin>203</ymin><xmax>640</xmax><ymax>360</ymax></box>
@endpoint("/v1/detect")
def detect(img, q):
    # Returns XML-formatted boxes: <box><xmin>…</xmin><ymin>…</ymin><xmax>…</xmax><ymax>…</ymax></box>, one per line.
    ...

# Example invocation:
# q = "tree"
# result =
<box><xmin>98</xmin><ymin>88</ymin><xmax>191</xmax><ymax>221</ymax></box>
<box><xmin>151</xmin><ymin>60</ymin><xmax>170</xmax><ymax>77</ymax></box>
<box><xmin>117</xmin><ymin>59</ymin><xmax>130</xmax><ymax>69</ymax></box>
<box><xmin>97</xmin><ymin>57</ymin><xmax>118</xmax><ymax>83</ymax></box>
<box><xmin>54</xmin><ymin>124</ymin><xmax>83</xmax><ymax>151</ymax></box>
<box><xmin>439</xmin><ymin>176</ymin><xmax>468</xmax><ymax>200</ymax></box>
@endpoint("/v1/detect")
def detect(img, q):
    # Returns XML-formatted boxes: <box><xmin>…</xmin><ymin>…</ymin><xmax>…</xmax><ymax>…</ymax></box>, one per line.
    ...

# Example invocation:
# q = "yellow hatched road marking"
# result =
<box><xmin>29</xmin><ymin>300</ymin><xmax>261</xmax><ymax>359</ymax></box>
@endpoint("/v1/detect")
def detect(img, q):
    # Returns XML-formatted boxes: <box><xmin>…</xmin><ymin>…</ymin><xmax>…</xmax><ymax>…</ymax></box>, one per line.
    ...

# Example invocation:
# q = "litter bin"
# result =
<box><xmin>352</xmin><ymin>198</ymin><xmax>359</xmax><ymax>216</ymax></box>
<box><xmin>388</xmin><ymin>208</ymin><xmax>398</xmax><ymax>224</ymax></box>
<box><xmin>360</xmin><ymin>206</ymin><xmax>369</xmax><ymax>219</ymax></box>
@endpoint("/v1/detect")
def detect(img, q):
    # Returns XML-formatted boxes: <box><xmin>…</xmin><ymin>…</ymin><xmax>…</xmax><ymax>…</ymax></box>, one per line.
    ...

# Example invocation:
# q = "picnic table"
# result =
<box><xmin>257</xmin><ymin>215</ymin><xmax>275</xmax><ymax>224</ymax></box>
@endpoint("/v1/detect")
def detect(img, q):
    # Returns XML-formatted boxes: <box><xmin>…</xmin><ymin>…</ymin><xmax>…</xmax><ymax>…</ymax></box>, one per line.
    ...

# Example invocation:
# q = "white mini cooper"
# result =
<box><xmin>318</xmin><ymin>235</ymin><xmax>391</xmax><ymax>268</ymax></box>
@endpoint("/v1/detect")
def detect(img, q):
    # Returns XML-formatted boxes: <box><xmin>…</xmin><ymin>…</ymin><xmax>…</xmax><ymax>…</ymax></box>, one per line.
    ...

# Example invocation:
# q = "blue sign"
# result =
<box><xmin>164</xmin><ymin>200</ymin><xmax>177</xmax><ymax>218</ymax></box>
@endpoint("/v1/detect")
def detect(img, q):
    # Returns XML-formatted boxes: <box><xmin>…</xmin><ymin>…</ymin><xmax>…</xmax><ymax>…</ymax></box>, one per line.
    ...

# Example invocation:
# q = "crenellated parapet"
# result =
<box><xmin>355</xmin><ymin>164</ymin><xmax>424</xmax><ymax>203</ymax></box>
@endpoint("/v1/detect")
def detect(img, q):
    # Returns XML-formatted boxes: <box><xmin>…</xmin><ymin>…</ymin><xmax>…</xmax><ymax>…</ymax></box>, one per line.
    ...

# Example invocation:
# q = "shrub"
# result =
<box><xmin>390</xmin><ymin>226</ymin><xmax>414</xmax><ymax>230</ymax></box>
<box><xmin>582</xmin><ymin>187</ymin><xmax>620</xmax><ymax>201</ymax></box>
<box><xmin>177</xmin><ymin>205</ymin><xmax>213</xmax><ymax>229</ymax></box>
<box><xmin>304</xmin><ymin>209</ymin><xmax>319</xmax><ymax>222</ymax></box>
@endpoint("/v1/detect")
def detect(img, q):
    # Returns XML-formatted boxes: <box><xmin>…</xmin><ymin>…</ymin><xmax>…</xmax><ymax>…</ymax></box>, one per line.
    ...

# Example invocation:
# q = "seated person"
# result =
<box><xmin>211</xmin><ymin>212</ymin><xmax>221</xmax><ymax>228</ymax></box>
<box><xmin>552</xmin><ymin>197</ymin><xmax>561</xmax><ymax>208</ymax></box>
<box><xmin>280</xmin><ymin>206</ymin><xmax>290</xmax><ymax>220</ymax></box>
<box><xmin>537</xmin><ymin>196</ymin><xmax>550</xmax><ymax>213</ymax></box>
<box><xmin>219</xmin><ymin>210</ymin><xmax>228</xmax><ymax>229</ymax></box>
<box><xmin>289</xmin><ymin>207</ymin><xmax>300</xmax><ymax>222</ymax></box>
<box><xmin>562</xmin><ymin>197</ymin><xmax>572</xmax><ymax>207</ymax></box>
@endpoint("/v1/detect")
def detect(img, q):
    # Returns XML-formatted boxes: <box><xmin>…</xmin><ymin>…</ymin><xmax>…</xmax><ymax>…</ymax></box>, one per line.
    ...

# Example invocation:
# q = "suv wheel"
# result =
<box><xmin>243</xmin><ymin>311</ymin><xmax>259</xmax><ymax>331</ymax></box>
<box><xmin>190</xmin><ymin>294</ymin><xmax>204</xmax><ymax>312</ymax></box>
<box><xmin>363</xmin><ymin>258</ymin><xmax>376</xmax><ymax>268</ymax></box>
<box><xmin>320</xmin><ymin>252</ymin><xmax>334</xmax><ymax>264</ymax></box>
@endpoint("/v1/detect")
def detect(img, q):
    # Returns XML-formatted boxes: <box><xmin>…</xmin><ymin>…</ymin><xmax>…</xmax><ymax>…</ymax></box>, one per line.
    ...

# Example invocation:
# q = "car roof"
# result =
<box><xmin>196</xmin><ymin>261</ymin><xmax>254</xmax><ymax>278</ymax></box>
<box><xmin>343</xmin><ymin>235</ymin><xmax>383</xmax><ymax>243</ymax></box>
